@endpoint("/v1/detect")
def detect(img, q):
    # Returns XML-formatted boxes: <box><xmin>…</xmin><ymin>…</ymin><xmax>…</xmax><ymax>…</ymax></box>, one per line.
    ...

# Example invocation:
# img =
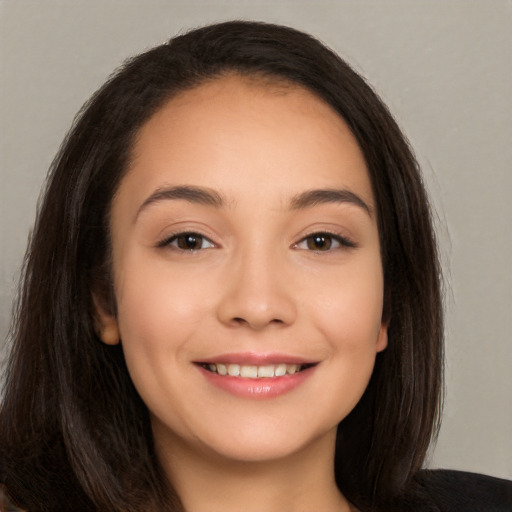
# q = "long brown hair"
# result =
<box><xmin>0</xmin><ymin>21</ymin><xmax>443</xmax><ymax>512</ymax></box>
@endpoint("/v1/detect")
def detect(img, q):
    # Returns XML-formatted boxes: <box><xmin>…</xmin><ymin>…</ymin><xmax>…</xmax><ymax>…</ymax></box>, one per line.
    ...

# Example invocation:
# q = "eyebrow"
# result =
<box><xmin>135</xmin><ymin>184</ymin><xmax>372</xmax><ymax>221</ymax></box>
<box><xmin>289</xmin><ymin>188</ymin><xmax>372</xmax><ymax>215</ymax></box>
<box><xmin>135</xmin><ymin>185</ymin><xmax>225</xmax><ymax>220</ymax></box>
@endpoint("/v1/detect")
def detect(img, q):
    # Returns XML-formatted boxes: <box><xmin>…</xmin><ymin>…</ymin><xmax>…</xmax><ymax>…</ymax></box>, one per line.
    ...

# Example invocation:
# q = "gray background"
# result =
<box><xmin>1</xmin><ymin>0</ymin><xmax>511</xmax><ymax>479</ymax></box>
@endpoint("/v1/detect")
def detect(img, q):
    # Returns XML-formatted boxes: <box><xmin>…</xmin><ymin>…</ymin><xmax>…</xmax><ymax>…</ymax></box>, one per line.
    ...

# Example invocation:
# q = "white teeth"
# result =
<box><xmin>240</xmin><ymin>365</ymin><xmax>258</xmax><ymax>378</ymax></box>
<box><xmin>257</xmin><ymin>365</ymin><xmax>275</xmax><ymax>378</ymax></box>
<box><xmin>286</xmin><ymin>364</ymin><xmax>299</xmax><ymax>375</ymax></box>
<box><xmin>227</xmin><ymin>364</ymin><xmax>240</xmax><ymax>376</ymax></box>
<box><xmin>275</xmin><ymin>364</ymin><xmax>287</xmax><ymax>377</ymax></box>
<box><xmin>205</xmin><ymin>363</ymin><xmax>307</xmax><ymax>378</ymax></box>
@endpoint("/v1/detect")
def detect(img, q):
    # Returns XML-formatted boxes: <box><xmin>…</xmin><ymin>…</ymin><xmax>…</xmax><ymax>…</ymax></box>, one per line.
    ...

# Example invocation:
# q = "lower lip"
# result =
<box><xmin>197</xmin><ymin>365</ymin><xmax>316</xmax><ymax>399</ymax></box>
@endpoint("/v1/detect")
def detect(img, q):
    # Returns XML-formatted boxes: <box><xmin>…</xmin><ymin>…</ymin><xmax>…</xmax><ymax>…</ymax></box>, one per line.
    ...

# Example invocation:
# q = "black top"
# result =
<box><xmin>1</xmin><ymin>469</ymin><xmax>511</xmax><ymax>511</ymax></box>
<box><xmin>400</xmin><ymin>470</ymin><xmax>512</xmax><ymax>511</ymax></box>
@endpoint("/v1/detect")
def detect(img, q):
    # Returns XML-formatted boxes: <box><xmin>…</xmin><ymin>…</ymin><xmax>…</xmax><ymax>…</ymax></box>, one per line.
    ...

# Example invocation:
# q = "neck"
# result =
<box><xmin>155</xmin><ymin>428</ymin><xmax>354</xmax><ymax>512</ymax></box>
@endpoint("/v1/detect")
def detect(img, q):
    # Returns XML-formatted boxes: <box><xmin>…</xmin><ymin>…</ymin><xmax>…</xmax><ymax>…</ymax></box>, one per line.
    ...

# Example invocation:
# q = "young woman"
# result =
<box><xmin>1</xmin><ymin>20</ymin><xmax>510</xmax><ymax>512</ymax></box>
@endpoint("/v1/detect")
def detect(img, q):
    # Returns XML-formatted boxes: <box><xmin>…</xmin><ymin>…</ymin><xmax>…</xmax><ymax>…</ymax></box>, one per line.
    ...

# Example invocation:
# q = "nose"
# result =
<box><xmin>216</xmin><ymin>249</ymin><xmax>297</xmax><ymax>330</ymax></box>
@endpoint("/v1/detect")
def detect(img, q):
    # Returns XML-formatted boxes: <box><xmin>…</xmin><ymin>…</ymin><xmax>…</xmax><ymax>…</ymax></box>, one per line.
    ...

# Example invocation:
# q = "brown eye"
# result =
<box><xmin>295</xmin><ymin>232</ymin><xmax>356</xmax><ymax>252</ymax></box>
<box><xmin>160</xmin><ymin>232</ymin><xmax>214</xmax><ymax>251</ymax></box>
<box><xmin>306</xmin><ymin>234</ymin><xmax>333</xmax><ymax>251</ymax></box>
<box><xmin>176</xmin><ymin>234</ymin><xmax>203</xmax><ymax>250</ymax></box>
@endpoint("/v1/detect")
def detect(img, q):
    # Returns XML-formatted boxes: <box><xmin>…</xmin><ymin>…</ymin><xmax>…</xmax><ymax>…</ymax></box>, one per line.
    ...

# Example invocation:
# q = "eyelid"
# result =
<box><xmin>294</xmin><ymin>231</ymin><xmax>357</xmax><ymax>251</ymax></box>
<box><xmin>156</xmin><ymin>231</ymin><xmax>216</xmax><ymax>251</ymax></box>
<box><xmin>155</xmin><ymin>228</ymin><xmax>356</xmax><ymax>252</ymax></box>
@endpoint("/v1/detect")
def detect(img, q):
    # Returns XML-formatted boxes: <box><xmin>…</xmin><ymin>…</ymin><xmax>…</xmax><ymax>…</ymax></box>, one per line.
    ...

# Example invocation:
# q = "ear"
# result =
<box><xmin>377</xmin><ymin>289</ymin><xmax>391</xmax><ymax>352</ymax></box>
<box><xmin>92</xmin><ymin>293</ymin><xmax>120</xmax><ymax>345</ymax></box>
<box><xmin>375</xmin><ymin>321</ymin><xmax>388</xmax><ymax>353</ymax></box>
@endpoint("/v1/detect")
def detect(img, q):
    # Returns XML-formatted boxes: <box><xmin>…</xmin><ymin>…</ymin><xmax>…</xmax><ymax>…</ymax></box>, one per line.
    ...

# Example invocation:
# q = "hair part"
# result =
<box><xmin>0</xmin><ymin>20</ymin><xmax>443</xmax><ymax>512</ymax></box>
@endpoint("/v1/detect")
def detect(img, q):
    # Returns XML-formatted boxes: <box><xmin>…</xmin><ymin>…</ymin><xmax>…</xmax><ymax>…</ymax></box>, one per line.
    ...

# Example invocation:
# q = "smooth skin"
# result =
<box><xmin>96</xmin><ymin>75</ymin><xmax>387</xmax><ymax>512</ymax></box>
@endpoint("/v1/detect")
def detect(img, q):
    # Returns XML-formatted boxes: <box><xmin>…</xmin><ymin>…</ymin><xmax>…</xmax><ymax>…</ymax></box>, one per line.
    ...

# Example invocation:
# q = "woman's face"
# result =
<box><xmin>98</xmin><ymin>75</ymin><xmax>387</xmax><ymax>465</ymax></box>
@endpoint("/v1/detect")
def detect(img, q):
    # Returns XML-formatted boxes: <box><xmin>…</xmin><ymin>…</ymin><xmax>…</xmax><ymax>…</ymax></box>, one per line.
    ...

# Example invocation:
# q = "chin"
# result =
<box><xmin>187</xmin><ymin>416</ymin><xmax>338</xmax><ymax>465</ymax></box>
<box><xmin>209</xmin><ymin>437</ymin><xmax>304</xmax><ymax>463</ymax></box>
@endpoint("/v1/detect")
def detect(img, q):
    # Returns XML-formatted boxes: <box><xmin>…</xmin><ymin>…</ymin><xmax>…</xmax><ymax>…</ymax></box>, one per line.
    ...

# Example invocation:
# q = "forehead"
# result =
<box><xmin>121</xmin><ymin>74</ymin><xmax>373</xmax><ymax>211</ymax></box>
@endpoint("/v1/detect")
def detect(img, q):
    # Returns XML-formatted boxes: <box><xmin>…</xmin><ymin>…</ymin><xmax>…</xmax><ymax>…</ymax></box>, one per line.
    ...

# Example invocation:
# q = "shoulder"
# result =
<box><xmin>413</xmin><ymin>469</ymin><xmax>512</xmax><ymax>512</ymax></box>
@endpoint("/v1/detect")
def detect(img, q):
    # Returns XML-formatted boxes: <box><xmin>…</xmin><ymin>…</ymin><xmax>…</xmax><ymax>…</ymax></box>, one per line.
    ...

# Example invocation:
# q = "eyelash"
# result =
<box><xmin>294</xmin><ymin>232</ymin><xmax>357</xmax><ymax>252</ymax></box>
<box><xmin>157</xmin><ymin>232</ymin><xmax>215</xmax><ymax>251</ymax></box>
<box><xmin>157</xmin><ymin>231</ymin><xmax>356</xmax><ymax>252</ymax></box>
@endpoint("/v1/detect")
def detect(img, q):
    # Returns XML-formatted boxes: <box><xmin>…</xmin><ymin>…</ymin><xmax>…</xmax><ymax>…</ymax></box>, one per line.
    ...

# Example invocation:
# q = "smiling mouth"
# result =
<box><xmin>199</xmin><ymin>363</ymin><xmax>315</xmax><ymax>379</ymax></box>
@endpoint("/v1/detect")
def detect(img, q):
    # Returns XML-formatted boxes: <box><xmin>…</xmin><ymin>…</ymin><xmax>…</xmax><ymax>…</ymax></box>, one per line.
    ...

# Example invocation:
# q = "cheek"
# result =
<box><xmin>310</xmin><ymin>257</ymin><xmax>385</xmax><ymax>348</ymax></box>
<box><xmin>112</xmin><ymin>252</ymin><xmax>214</xmax><ymax>386</ymax></box>
<box><xmin>115</xmin><ymin>249</ymin><xmax>213</xmax><ymax>332</ymax></box>
<box><xmin>296</xmin><ymin>255</ymin><xmax>385</xmax><ymax>412</ymax></box>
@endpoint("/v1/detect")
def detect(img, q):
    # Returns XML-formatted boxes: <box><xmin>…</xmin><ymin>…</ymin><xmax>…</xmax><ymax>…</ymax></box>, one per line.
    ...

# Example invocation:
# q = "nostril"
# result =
<box><xmin>230</xmin><ymin>317</ymin><xmax>284</xmax><ymax>327</ymax></box>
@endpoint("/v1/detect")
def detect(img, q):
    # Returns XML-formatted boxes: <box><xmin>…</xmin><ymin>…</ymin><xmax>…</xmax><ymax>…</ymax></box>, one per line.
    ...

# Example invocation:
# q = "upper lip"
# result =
<box><xmin>195</xmin><ymin>352</ymin><xmax>318</xmax><ymax>365</ymax></box>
